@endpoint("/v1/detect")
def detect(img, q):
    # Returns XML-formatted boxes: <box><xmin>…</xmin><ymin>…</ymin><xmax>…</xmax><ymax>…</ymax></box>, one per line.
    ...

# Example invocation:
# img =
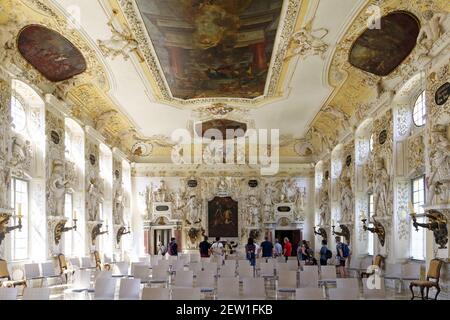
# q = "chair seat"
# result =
<box><xmin>410</xmin><ymin>280</ymin><xmax>437</xmax><ymax>287</ymax></box>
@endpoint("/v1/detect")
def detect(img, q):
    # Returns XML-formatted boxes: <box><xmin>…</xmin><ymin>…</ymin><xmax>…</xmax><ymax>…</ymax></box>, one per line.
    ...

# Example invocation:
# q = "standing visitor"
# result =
<box><xmin>283</xmin><ymin>237</ymin><xmax>292</xmax><ymax>262</ymax></box>
<box><xmin>319</xmin><ymin>240</ymin><xmax>332</xmax><ymax>266</ymax></box>
<box><xmin>168</xmin><ymin>237</ymin><xmax>178</xmax><ymax>256</ymax></box>
<box><xmin>274</xmin><ymin>238</ymin><xmax>283</xmax><ymax>257</ymax></box>
<box><xmin>335</xmin><ymin>236</ymin><xmax>349</xmax><ymax>277</ymax></box>
<box><xmin>211</xmin><ymin>236</ymin><xmax>224</xmax><ymax>264</ymax></box>
<box><xmin>199</xmin><ymin>236</ymin><xmax>211</xmax><ymax>258</ymax></box>
<box><xmin>245</xmin><ymin>238</ymin><xmax>257</xmax><ymax>267</ymax></box>
<box><xmin>260</xmin><ymin>236</ymin><xmax>274</xmax><ymax>261</ymax></box>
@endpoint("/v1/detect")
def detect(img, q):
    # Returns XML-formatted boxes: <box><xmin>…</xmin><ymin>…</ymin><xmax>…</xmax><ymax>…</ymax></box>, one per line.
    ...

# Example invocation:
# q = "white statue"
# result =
<box><xmin>217</xmin><ymin>177</ymin><xmax>228</xmax><ymax>194</ymax></box>
<box><xmin>186</xmin><ymin>195</ymin><xmax>201</xmax><ymax>225</ymax></box>
<box><xmin>318</xmin><ymin>176</ymin><xmax>330</xmax><ymax>225</ymax></box>
<box><xmin>203</xmin><ymin>139</ymin><xmax>224</xmax><ymax>164</ymax></box>
<box><xmin>0</xmin><ymin>165</ymin><xmax>11</xmax><ymax>209</ymax></box>
<box><xmin>10</xmin><ymin>136</ymin><xmax>31</xmax><ymax>170</ymax></box>
<box><xmin>247</xmin><ymin>195</ymin><xmax>260</xmax><ymax>227</ymax></box>
<box><xmin>113</xmin><ymin>181</ymin><xmax>125</xmax><ymax>225</ymax></box>
<box><xmin>87</xmin><ymin>177</ymin><xmax>102</xmax><ymax>221</ymax></box>
<box><xmin>48</xmin><ymin>160</ymin><xmax>68</xmax><ymax>216</ymax></box>
<box><xmin>154</xmin><ymin>180</ymin><xmax>169</xmax><ymax>202</ymax></box>
<box><xmin>262</xmin><ymin>183</ymin><xmax>274</xmax><ymax>222</ymax></box>
<box><xmin>339</xmin><ymin>176</ymin><xmax>353</xmax><ymax>222</ymax></box>
<box><xmin>373</xmin><ymin>157</ymin><xmax>390</xmax><ymax>217</ymax></box>
<box><xmin>293</xmin><ymin>185</ymin><xmax>305</xmax><ymax>220</ymax></box>
<box><xmin>417</xmin><ymin>11</ymin><xmax>448</xmax><ymax>55</ymax></box>
<box><xmin>97</xmin><ymin>14</ymin><xmax>139</xmax><ymax>61</ymax></box>
<box><xmin>427</xmin><ymin>125</ymin><xmax>450</xmax><ymax>205</ymax></box>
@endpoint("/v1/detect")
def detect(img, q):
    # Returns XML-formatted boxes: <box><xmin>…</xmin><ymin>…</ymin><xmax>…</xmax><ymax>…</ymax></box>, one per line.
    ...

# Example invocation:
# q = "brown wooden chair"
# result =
<box><xmin>409</xmin><ymin>259</ymin><xmax>444</xmax><ymax>300</ymax></box>
<box><xmin>0</xmin><ymin>259</ymin><xmax>27</xmax><ymax>288</ymax></box>
<box><xmin>57</xmin><ymin>254</ymin><xmax>74</xmax><ymax>284</ymax></box>
<box><xmin>93</xmin><ymin>251</ymin><xmax>111</xmax><ymax>271</ymax></box>
<box><xmin>361</xmin><ymin>255</ymin><xmax>384</xmax><ymax>278</ymax></box>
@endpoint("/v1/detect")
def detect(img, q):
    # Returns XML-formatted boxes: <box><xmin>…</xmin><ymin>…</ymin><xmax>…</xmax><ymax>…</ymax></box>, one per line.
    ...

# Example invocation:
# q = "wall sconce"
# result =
<box><xmin>410</xmin><ymin>205</ymin><xmax>448</xmax><ymax>249</ymax></box>
<box><xmin>91</xmin><ymin>223</ymin><xmax>108</xmax><ymax>245</ymax></box>
<box><xmin>332</xmin><ymin>222</ymin><xmax>351</xmax><ymax>244</ymax></box>
<box><xmin>361</xmin><ymin>212</ymin><xmax>385</xmax><ymax>247</ymax></box>
<box><xmin>116</xmin><ymin>225</ymin><xmax>131</xmax><ymax>244</ymax></box>
<box><xmin>0</xmin><ymin>211</ymin><xmax>22</xmax><ymax>246</ymax></box>
<box><xmin>314</xmin><ymin>226</ymin><xmax>327</xmax><ymax>240</ymax></box>
<box><xmin>54</xmin><ymin>217</ymin><xmax>77</xmax><ymax>245</ymax></box>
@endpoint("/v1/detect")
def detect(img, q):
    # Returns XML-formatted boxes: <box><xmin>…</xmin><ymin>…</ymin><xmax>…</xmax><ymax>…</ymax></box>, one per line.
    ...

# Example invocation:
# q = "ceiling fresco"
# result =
<box><xmin>348</xmin><ymin>11</ymin><xmax>420</xmax><ymax>76</ymax></box>
<box><xmin>17</xmin><ymin>25</ymin><xmax>87</xmax><ymax>82</ymax></box>
<box><xmin>195</xmin><ymin>119</ymin><xmax>247</xmax><ymax>139</ymax></box>
<box><xmin>135</xmin><ymin>0</ymin><xmax>283</xmax><ymax>99</ymax></box>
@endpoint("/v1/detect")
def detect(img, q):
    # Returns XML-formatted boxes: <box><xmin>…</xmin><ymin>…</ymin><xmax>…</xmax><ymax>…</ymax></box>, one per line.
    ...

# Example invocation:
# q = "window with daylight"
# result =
<box><xmin>11</xmin><ymin>96</ymin><xmax>26</xmax><ymax>133</ymax></box>
<box><xmin>64</xmin><ymin>193</ymin><xmax>73</xmax><ymax>256</ymax></box>
<box><xmin>368</xmin><ymin>193</ymin><xmax>374</xmax><ymax>256</ymax></box>
<box><xmin>98</xmin><ymin>202</ymin><xmax>105</xmax><ymax>253</ymax></box>
<box><xmin>10</xmin><ymin>178</ymin><xmax>29</xmax><ymax>260</ymax></box>
<box><xmin>413</xmin><ymin>91</ymin><xmax>426</xmax><ymax>127</ymax></box>
<box><xmin>411</xmin><ymin>176</ymin><xmax>426</xmax><ymax>260</ymax></box>
<box><xmin>369</xmin><ymin>133</ymin><xmax>374</xmax><ymax>152</ymax></box>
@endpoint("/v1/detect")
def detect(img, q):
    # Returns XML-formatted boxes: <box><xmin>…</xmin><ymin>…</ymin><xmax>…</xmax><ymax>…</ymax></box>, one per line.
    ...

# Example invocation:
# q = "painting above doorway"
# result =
<box><xmin>208</xmin><ymin>196</ymin><xmax>238</xmax><ymax>238</ymax></box>
<box><xmin>135</xmin><ymin>0</ymin><xmax>283</xmax><ymax>99</ymax></box>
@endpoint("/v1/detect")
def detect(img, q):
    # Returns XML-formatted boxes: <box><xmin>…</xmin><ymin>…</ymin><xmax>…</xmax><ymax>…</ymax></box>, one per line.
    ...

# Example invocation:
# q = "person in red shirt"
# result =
<box><xmin>283</xmin><ymin>237</ymin><xmax>292</xmax><ymax>262</ymax></box>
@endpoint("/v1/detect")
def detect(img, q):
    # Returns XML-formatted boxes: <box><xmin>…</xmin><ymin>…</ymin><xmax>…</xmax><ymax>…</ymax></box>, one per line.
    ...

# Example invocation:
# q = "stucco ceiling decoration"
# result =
<box><xmin>117</xmin><ymin>0</ymin><xmax>303</xmax><ymax>108</ymax></box>
<box><xmin>307</xmin><ymin>0</ymin><xmax>448</xmax><ymax>157</ymax></box>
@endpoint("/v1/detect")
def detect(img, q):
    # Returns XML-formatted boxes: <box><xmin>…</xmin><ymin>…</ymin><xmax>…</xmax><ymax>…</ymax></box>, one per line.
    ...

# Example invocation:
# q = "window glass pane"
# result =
<box><xmin>413</xmin><ymin>91</ymin><xmax>426</xmax><ymax>127</ymax></box>
<box><xmin>411</xmin><ymin>176</ymin><xmax>426</xmax><ymax>260</ymax></box>
<box><xmin>12</xmin><ymin>178</ymin><xmax>28</xmax><ymax>260</ymax></box>
<box><xmin>368</xmin><ymin>194</ymin><xmax>374</xmax><ymax>256</ymax></box>
<box><xmin>11</xmin><ymin>97</ymin><xmax>26</xmax><ymax>132</ymax></box>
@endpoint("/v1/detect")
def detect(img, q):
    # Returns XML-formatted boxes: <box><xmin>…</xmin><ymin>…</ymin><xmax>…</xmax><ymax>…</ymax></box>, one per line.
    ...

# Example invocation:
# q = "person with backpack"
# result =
<box><xmin>210</xmin><ymin>236</ymin><xmax>224</xmax><ymax>264</ymax></box>
<box><xmin>158</xmin><ymin>242</ymin><xmax>167</xmax><ymax>256</ymax></box>
<box><xmin>245</xmin><ymin>237</ymin><xmax>257</xmax><ymax>267</ymax></box>
<box><xmin>199</xmin><ymin>236</ymin><xmax>211</xmax><ymax>258</ymax></box>
<box><xmin>168</xmin><ymin>237</ymin><xmax>178</xmax><ymax>256</ymax></box>
<box><xmin>319</xmin><ymin>240</ymin><xmax>332</xmax><ymax>266</ymax></box>
<box><xmin>335</xmin><ymin>236</ymin><xmax>349</xmax><ymax>277</ymax></box>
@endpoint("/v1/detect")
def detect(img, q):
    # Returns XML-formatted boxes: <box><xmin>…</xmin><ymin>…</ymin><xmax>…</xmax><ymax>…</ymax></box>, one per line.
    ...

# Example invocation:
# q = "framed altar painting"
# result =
<box><xmin>208</xmin><ymin>197</ymin><xmax>238</xmax><ymax>238</ymax></box>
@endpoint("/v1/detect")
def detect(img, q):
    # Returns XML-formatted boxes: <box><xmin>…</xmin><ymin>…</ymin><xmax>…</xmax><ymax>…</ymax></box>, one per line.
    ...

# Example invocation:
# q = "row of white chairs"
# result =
<box><xmin>0</xmin><ymin>287</ymin><xmax>50</xmax><ymax>300</ymax></box>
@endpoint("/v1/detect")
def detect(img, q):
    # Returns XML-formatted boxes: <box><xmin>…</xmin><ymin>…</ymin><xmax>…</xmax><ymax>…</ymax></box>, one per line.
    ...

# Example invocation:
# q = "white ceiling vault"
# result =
<box><xmin>50</xmin><ymin>0</ymin><xmax>367</xmax><ymax>142</ymax></box>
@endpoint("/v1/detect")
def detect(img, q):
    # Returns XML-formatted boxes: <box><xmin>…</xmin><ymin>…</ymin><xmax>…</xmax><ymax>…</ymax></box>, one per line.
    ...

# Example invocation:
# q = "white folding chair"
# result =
<box><xmin>224</xmin><ymin>260</ymin><xmax>237</xmax><ymax>269</ymax></box>
<box><xmin>69</xmin><ymin>258</ymin><xmax>81</xmax><ymax>268</ymax></box>
<box><xmin>328</xmin><ymin>287</ymin><xmax>359</xmax><ymax>300</ymax></box>
<box><xmin>72</xmin><ymin>269</ymin><xmax>93</xmax><ymax>292</ymax></box>
<box><xmin>142</xmin><ymin>287</ymin><xmax>170</xmax><ymax>300</ymax></box>
<box><xmin>287</xmin><ymin>260</ymin><xmax>299</xmax><ymax>272</ymax></box>
<box><xmin>238</xmin><ymin>259</ymin><xmax>250</xmax><ymax>267</ymax></box>
<box><xmin>93</xmin><ymin>278</ymin><xmax>117</xmax><ymax>300</ymax></box>
<box><xmin>217</xmin><ymin>277</ymin><xmax>240</xmax><ymax>300</ymax></box>
<box><xmin>203</xmin><ymin>262</ymin><xmax>218</xmax><ymax>276</ymax></box>
<box><xmin>133</xmin><ymin>265</ymin><xmax>150</xmax><ymax>283</ymax></box>
<box><xmin>189</xmin><ymin>254</ymin><xmax>200</xmax><ymax>264</ymax></box>
<box><xmin>173</xmin><ymin>270</ymin><xmax>194</xmax><ymax>288</ymax></box>
<box><xmin>362</xmin><ymin>278</ymin><xmax>386</xmax><ymax>299</ymax></box>
<box><xmin>295</xmin><ymin>288</ymin><xmax>324</xmax><ymax>300</ymax></box>
<box><xmin>188</xmin><ymin>262</ymin><xmax>202</xmax><ymax>277</ymax></box>
<box><xmin>238</xmin><ymin>264</ymin><xmax>254</xmax><ymax>281</ymax></box>
<box><xmin>277</xmin><ymin>271</ymin><xmax>298</xmax><ymax>294</ymax></box>
<box><xmin>219</xmin><ymin>264</ymin><xmax>235</xmax><ymax>278</ymax></box>
<box><xmin>22</xmin><ymin>287</ymin><xmax>50</xmax><ymax>300</ymax></box>
<box><xmin>303</xmin><ymin>265</ymin><xmax>319</xmax><ymax>273</ymax></box>
<box><xmin>260</xmin><ymin>262</ymin><xmax>275</xmax><ymax>278</ymax></box>
<box><xmin>336</xmin><ymin>278</ymin><xmax>359</xmax><ymax>290</ymax></box>
<box><xmin>195</xmin><ymin>271</ymin><xmax>215</xmax><ymax>293</ymax></box>
<box><xmin>95</xmin><ymin>270</ymin><xmax>113</xmax><ymax>280</ymax></box>
<box><xmin>81</xmin><ymin>257</ymin><xmax>95</xmax><ymax>269</ymax></box>
<box><xmin>171</xmin><ymin>260</ymin><xmax>185</xmax><ymax>273</ymax></box>
<box><xmin>319</xmin><ymin>265</ymin><xmax>337</xmax><ymax>285</ymax></box>
<box><xmin>0</xmin><ymin>287</ymin><xmax>18</xmax><ymax>300</ymax></box>
<box><xmin>200</xmin><ymin>257</ymin><xmax>211</xmax><ymax>268</ymax></box>
<box><xmin>172</xmin><ymin>287</ymin><xmax>201</xmax><ymax>300</ymax></box>
<box><xmin>157</xmin><ymin>259</ymin><xmax>170</xmax><ymax>271</ymax></box>
<box><xmin>150</xmin><ymin>265</ymin><xmax>169</xmax><ymax>284</ymax></box>
<box><xmin>299</xmin><ymin>271</ymin><xmax>319</xmax><ymax>288</ymax></box>
<box><xmin>242</xmin><ymin>278</ymin><xmax>266</xmax><ymax>300</ymax></box>
<box><xmin>24</xmin><ymin>263</ymin><xmax>44</xmax><ymax>286</ymax></box>
<box><xmin>114</xmin><ymin>262</ymin><xmax>129</xmax><ymax>277</ymax></box>
<box><xmin>276</xmin><ymin>262</ymin><xmax>289</xmax><ymax>275</ymax></box>
<box><xmin>150</xmin><ymin>255</ymin><xmax>162</xmax><ymax>267</ymax></box>
<box><xmin>119</xmin><ymin>278</ymin><xmax>141</xmax><ymax>300</ymax></box>
<box><xmin>130</xmin><ymin>262</ymin><xmax>145</xmax><ymax>277</ymax></box>
<box><xmin>41</xmin><ymin>261</ymin><xmax>61</xmax><ymax>285</ymax></box>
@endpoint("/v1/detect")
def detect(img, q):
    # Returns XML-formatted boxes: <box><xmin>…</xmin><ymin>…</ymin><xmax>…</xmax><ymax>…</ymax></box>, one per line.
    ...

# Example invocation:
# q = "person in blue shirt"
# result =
<box><xmin>274</xmin><ymin>238</ymin><xmax>283</xmax><ymax>257</ymax></box>
<box><xmin>260</xmin><ymin>237</ymin><xmax>274</xmax><ymax>261</ymax></box>
<box><xmin>319</xmin><ymin>240</ymin><xmax>330</xmax><ymax>266</ymax></box>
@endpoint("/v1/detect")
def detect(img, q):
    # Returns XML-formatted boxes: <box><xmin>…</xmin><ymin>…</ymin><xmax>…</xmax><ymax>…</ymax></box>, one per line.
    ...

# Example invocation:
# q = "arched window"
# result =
<box><xmin>11</xmin><ymin>96</ymin><xmax>26</xmax><ymax>133</ymax></box>
<box><xmin>412</xmin><ymin>91</ymin><xmax>426</xmax><ymax>127</ymax></box>
<box><xmin>369</xmin><ymin>133</ymin><xmax>374</xmax><ymax>152</ymax></box>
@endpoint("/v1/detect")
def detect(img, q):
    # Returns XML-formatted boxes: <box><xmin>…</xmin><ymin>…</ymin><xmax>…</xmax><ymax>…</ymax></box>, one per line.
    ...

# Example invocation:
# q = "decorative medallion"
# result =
<box><xmin>345</xmin><ymin>154</ymin><xmax>352</xmax><ymax>167</ymax></box>
<box><xmin>50</xmin><ymin>130</ymin><xmax>60</xmax><ymax>144</ymax></box>
<box><xmin>17</xmin><ymin>25</ymin><xmax>87</xmax><ymax>82</ymax></box>
<box><xmin>435</xmin><ymin>82</ymin><xmax>450</xmax><ymax>106</ymax></box>
<box><xmin>187</xmin><ymin>179</ymin><xmax>198</xmax><ymax>188</ymax></box>
<box><xmin>131</xmin><ymin>142</ymin><xmax>153</xmax><ymax>157</ymax></box>
<box><xmin>89</xmin><ymin>154</ymin><xmax>96</xmax><ymax>165</ymax></box>
<box><xmin>248</xmin><ymin>180</ymin><xmax>258</xmax><ymax>188</ymax></box>
<box><xmin>378</xmin><ymin>129</ymin><xmax>388</xmax><ymax>145</ymax></box>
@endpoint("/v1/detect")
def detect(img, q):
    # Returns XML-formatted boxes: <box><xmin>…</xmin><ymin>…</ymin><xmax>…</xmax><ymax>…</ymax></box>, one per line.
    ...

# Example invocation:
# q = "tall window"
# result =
<box><xmin>10</xmin><ymin>178</ymin><xmax>29</xmax><ymax>260</ymax></box>
<box><xmin>369</xmin><ymin>134</ymin><xmax>374</xmax><ymax>152</ymax></box>
<box><xmin>368</xmin><ymin>193</ymin><xmax>374</xmax><ymax>256</ymax></box>
<box><xmin>64</xmin><ymin>193</ymin><xmax>73</xmax><ymax>256</ymax></box>
<box><xmin>411</xmin><ymin>176</ymin><xmax>426</xmax><ymax>260</ymax></box>
<box><xmin>11</xmin><ymin>97</ymin><xmax>26</xmax><ymax>133</ymax></box>
<box><xmin>413</xmin><ymin>91</ymin><xmax>426</xmax><ymax>127</ymax></box>
<box><xmin>98</xmin><ymin>202</ymin><xmax>104</xmax><ymax>253</ymax></box>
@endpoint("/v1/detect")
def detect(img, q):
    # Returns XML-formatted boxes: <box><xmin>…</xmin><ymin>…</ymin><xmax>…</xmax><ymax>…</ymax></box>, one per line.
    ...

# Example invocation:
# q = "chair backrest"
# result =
<box><xmin>119</xmin><ymin>278</ymin><xmax>141</xmax><ymax>300</ymax></box>
<box><xmin>157</xmin><ymin>259</ymin><xmax>170</xmax><ymax>271</ymax></box>
<box><xmin>328</xmin><ymin>288</ymin><xmax>359</xmax><ymax>300</ymax></box>
<box><xmin>94</xmin><ymin>270</ymin><xmax>112</xmax><ymax>279</ymax></box>
<box><xmin>203</xmin><ymin>262</ymin><xmax>218</xmax><ymax>275</ymax></box>
<box><xmin>41</xmin><ymin>262</ymin><xmax>57</xmax><ymax>277</ymax></box>
<box><xmin>81</xmin><ymin>256</ymin><xmax>93</xmax><ymax>268</ymax></box>
<box><xmin>219</xmin><ymin>264</ymin><xmax>235</xmax><ymax>278</ymax></box>
<box><xmin>201</xmin><ymin>257</ymin><xmax>211</xmax><ymax>267</ymax></box>
<box><xmin>320</xmin><ymin>265</ymin><xmax>336</xmax><ymax>280</ymax></box>
<box><xmin>133</xmin><ymin>265</ymin><xmax>150</xmax><ymax>281</ymax></box>
<box><xmin>0</xmin><ymin>287</ymin><xmax>18</xmax><ymax>300</ymax></box>
<box><xmin>260</xmin><ymin>262</ymin><xmax>274</xmax><ymax>277</ymax></box>
<box><xmin>58</xmin><ymin>254</ymin><xmax>67</xmax><ymax>271</ymax></box>
<box><xmin>238</xmin><ymin>259</ymin><xmax>249</xmax><ymax>267</ymax></box>
<box><xmin>174</xmin><ymin>270</ymin><xmax>194</xmax><ymax>287</ymax></box>
<box><xmin>278</xmin><ymin>271</ymin><xmax>297</xmax><ymax>289</ymax></box>
<box><xmin>73</xmin><ymin>269</ymin><xmax>92</xmax><ymax>290</ymax></box>
<box><xmin>287</xmin><ymin>260</ymin><xmax>298</xmax><ymax>271</ymax></box>
<box><xmin>195</xmin><ymin>271</ymin><xmax>215</xmax><ymax>288</ymax></box>
<box><xmin>172</xmin><ymin>260</ymin><xmax>185</xmax><ymax>272</ymax></box>
<box><xmin>151</xmin><ymin>265</ymin><xmax>168</xmax><ymax>281</ymax></box>
<box><xmin>114</xmin><ymin>262</ymin><xmax>129</xmax><ymax>275</ymax></box>
<box><xmin>130</xmin><ymin>262</ymin><xmax>145</xmax><ymax>276</ymax></box>
<box><xmin>299</xmin><ymin>271</ymin><xmax>319</xmax><ymax>288</ymax></box>
<box><xmin>138</xmin><ymin>256</ymin><xmax>150</xmax><ymax>265</ymax></box>
<box><xmin>295</xmin><ymin>288</ymin><xmax>324</xmax><ymax>300</ymax></box>
<box><xmin>189</xmin><ymin>253</ymin><xmax>200</xmax><ymax>264</ymax></box>
<box><xmin>69</xmin><ymin>258</ymin><xmax>80</xmax><ymax>268</ymax></box>
<box><xmin>336</xmin><ymin>278</ymin><xmax>359</xmax><ymax>289</ymax></box>
<box><xmin>217</xmin><ymin>277</ymin><xmax>240</xmax><ymax>299</ymax></box>
<box><xmin>172</xmin><ymin>287</ymin><xmax>201</xmax><ymax>300</ymax></box>
<box><xmin>238</xmin><ymin>264</ymin><xmax>254</xmax><ymax>279</ymax></box>
<box><xmin>276</xmin><ymin>262</ymin><xmax>289</xmax><ymax>273</ymax></box>
<box><xmin>22</xmin><ymin>287</ymin><xmax>50</xmax><ymax>300</ymax></box>
<box><xmin>362</xmin><ymin>278</ymin><xmax>386</xmax><ymax>299</ymax></box>
<box><xmin>384</xmin><ymin>263</ymin><xmax>401</xmax><ymax>277</ymax></box>
<box><xmin>402</xmin><ymin>263</ymin><xmax>421</xmax><ymax>279</ymax></box>
<box><xmin>276</xmin><ymin>257</ymin><xmax>285</xmax><ymax>263</ymax></box>
<box><xmin>188</xmin><ymin>262</ymin><xmax>202</xmax><ymax>276</ymax></box>
<box><xmin>303</xmin><ymin>265</ymin><xmax>319</xmax><ymax>273</ymax></box>
<box><xmin>94</xmin><ymin>277</ymin><xmax>117</xmax><ymax>300</ymax></box>
<box><xmin>242</xmin><ymin>278</ymin><xmax>265</xmax><ymax>299</ymax></box>
<box><xmin>142</xmin><ymin>287</ymin><xmax>170</xmax><ymax>300</ymax></box>
<box><xmin>427</xmin><ymin>259</ymin><xmax>444</xmax><ymax>281</ymax></box>
<box><xmin>24</xmin><ymin>263</ymin><xmax>41</xmax><ymax>279</ymax></box>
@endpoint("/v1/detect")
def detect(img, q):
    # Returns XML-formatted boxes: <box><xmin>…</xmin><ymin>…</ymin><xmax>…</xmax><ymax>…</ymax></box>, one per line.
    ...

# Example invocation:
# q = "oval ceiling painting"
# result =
<box><xmin>18</xmin><ymin>25</ymin><xmax>87</xmax><ymax>82</ymax></box>
<box><xmin>349</xmin><ymin>11</ymin><xmax>420</xmax><ymax>76</ymax></box>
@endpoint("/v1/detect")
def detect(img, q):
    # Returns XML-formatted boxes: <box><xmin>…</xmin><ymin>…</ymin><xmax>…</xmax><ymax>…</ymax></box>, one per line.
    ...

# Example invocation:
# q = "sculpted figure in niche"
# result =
<box><xmin>373</xmin><ymin>157</ymin><xmax>390</xmax><ymax>217</ymax></box>
<box><xmin>217</xmin><ymin>178</ymin><xmax>228</xmax><ymax>194</ymax></box>
<box><xmin>0</xmin><ymin>165</ymin><xmax>11</xmax><ymax>209</ymax></box>
<box><xmin>10</xmin><ymin>136</ymin><xmax>31</xmax><ymax>170</ymax></box>
<box><xmin>49</xmin><ymin>160</ymin><xmax>68</xmax><ymax>216</ymax></box>
<box><xmin>417</xmin><ymin>11</ymin><xmax>448</xmax><ymax>55</ymax></box>
<box><xmin>262</xmin><ymin>183</ymin><xmax>274</xmax><ymax>222</ymax></box>
<box><xmin>87</xmin><ymin>177</ymin><xmax>102</xmax><ymax>221</ymax></box>
<box><xmin>247</xmin><ymin>195</ymin><xmax>260</xmax><ymax>227</ymax></box>
<box><xmin>339</xmin><ymin>176</ymin><xmax>353</xmax><ymax>222</ymax></box>
<box><xmin>186</xmin><ymin>195</ymin><xmax>201</xmax><ymax>225</ymax></box>
<box><xmin>293</xmin><ymin>185</ymin><xmax>306</xmax><ymax>220</ymax></box>
<box><xmin>427</xmin><ymin>125</ymin><xmax>450</xmax><ymax>205</ymax></box>
<box><xmin>113</xmin><ymin>181</ymin><xmax>125</xmax><ymax>225</ymax></box>
<box><xmin>154</xmin><ymin>180</ymin><xmax>169</xmax><ymax>202</ymax></box>
<box><xmin>319</xmin><ymin>189</ymin><xmax>330</xmax><ymax>226</ymax></box>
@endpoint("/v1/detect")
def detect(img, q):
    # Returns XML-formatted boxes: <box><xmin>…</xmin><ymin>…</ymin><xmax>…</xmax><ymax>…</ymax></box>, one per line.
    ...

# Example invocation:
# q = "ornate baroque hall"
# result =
<box><xmin>0</xmin><ymin>0</ymin><xmax>450</xmax><ymax>307</ymax></box>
